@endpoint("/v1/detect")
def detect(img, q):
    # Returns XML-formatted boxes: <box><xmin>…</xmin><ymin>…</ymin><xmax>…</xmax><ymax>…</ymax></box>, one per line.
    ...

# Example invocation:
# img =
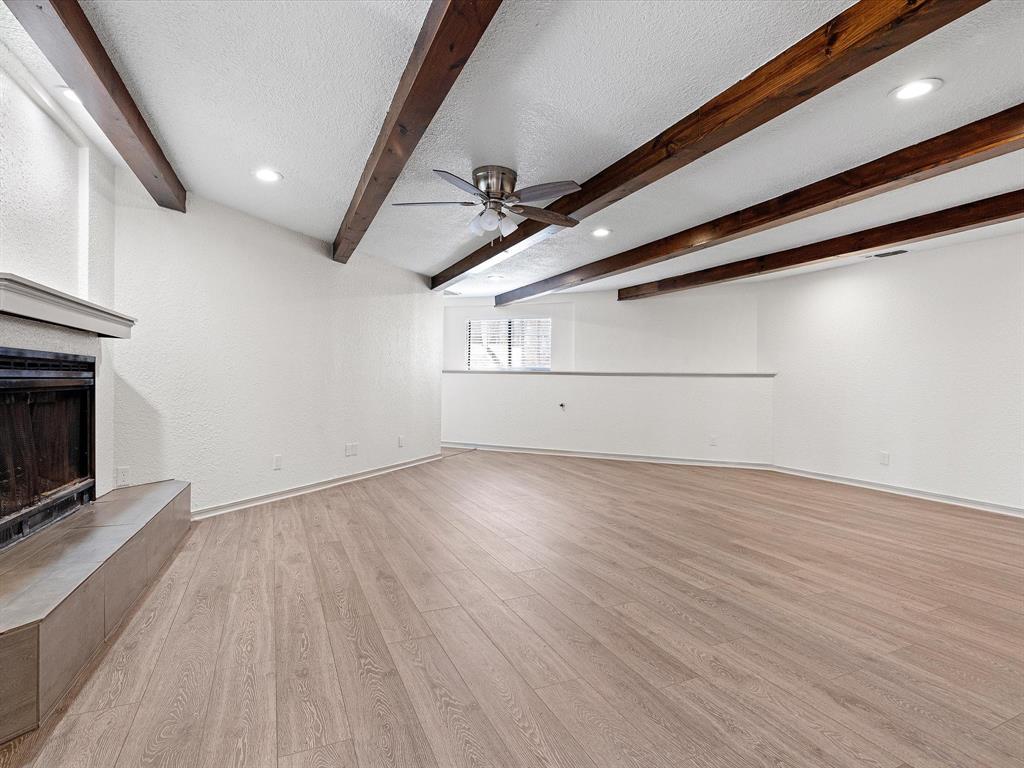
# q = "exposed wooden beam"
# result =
<box><xmin>5</xmin><ymin>0</ymin><xmax>186</xmax><ymax>211</ymax></box>
<box><xmin>617</xmin><ymin>191</ymin><xmax>1024</xmax><ymax>300</ymax></box>
<box><xmin>496</xmin><ymin>103</ymin><xmax>1024</xmax><ymax>305</ymax></box>
<box><xmin>333</xmin><ymin>0</ymin><xmax>502</xmax><ymax>263</ymax></box>
<box><xmin>432</xmin><ymin>0</ymin><xmax>990</xmax><ymax>289</ymax></box>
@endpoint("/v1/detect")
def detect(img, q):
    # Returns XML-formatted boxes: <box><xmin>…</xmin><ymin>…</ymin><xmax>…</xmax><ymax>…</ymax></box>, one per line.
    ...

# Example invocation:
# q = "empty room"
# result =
<box><xmin>1</xmin><ymin>0</ymin><xmax>1022</xmax><ymax>766</ymax></box>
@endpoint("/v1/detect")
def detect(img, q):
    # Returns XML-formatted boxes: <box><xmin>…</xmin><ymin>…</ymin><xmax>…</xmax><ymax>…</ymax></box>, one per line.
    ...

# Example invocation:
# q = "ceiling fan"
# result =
<box><xmin>393</xmin><ymin>166</ymin><xmax>581</xmax><ymax>237</ymax></box>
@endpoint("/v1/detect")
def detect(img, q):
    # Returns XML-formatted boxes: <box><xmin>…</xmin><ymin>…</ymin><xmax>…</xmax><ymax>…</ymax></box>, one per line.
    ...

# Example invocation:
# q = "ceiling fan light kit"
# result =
<box><xmin>394</xmin><ymin>165</ymin><xmax>583</xmax><ymax>237</ymax></box>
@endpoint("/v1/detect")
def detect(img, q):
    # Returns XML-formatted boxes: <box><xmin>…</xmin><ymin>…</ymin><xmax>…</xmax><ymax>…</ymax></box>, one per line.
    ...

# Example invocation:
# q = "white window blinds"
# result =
<box><xmin>467</xmin><ymin>318</ymin><xmax>551</xmax><ymax>370</ymax></box>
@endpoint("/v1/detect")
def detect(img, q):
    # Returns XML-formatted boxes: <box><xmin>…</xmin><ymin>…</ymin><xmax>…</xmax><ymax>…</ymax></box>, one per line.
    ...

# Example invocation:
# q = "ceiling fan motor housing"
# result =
<box><xmin>473</xmin><ymin>165</ymin><xmax>518</xmax><ymax>200</ymax></box>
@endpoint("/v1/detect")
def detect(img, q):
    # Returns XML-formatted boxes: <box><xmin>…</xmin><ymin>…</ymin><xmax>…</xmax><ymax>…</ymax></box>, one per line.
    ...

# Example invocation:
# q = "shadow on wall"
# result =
<box><xmin>111</xmin><ymin>373</ymin><xmax>163</xmax><ymax>497</ymax></box>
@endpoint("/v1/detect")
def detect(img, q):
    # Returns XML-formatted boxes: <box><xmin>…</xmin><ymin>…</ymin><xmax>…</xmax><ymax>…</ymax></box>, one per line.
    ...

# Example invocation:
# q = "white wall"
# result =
<box><xmin>758</xmin><ymin>232</ymin><xmax>1024</xmax><ymax>509</ymax></box>
<box><xmin>443</xmin><ymin>286</ymin><xmax>759</xmax><ymax>372</ymax></box>
<box><xmin>2</xmin><ymin>54</ymin><xmax>443</xmax><ymax>513</ymax></box>
<box><xmin>0</xmin><ymin>62</ymin><xmax>117</xmax><ymax>495</ymax></box>
<box><xmin>443</xmin><ymin>372</ymin><xmax>773</xmax><ymax>464</ymax></box>
<box><xmin>112</xmin><ymin>171</ymin><xmax>442</xmax><ymax>510</ymax></box>
<box><xmin>442</xmin><ymin>286</ymin><xmax>773</xmax><ymax>464</ymax></box>
<box><xmin>442</xmin><ymin>231</ymin><xmax>1024</xmax><ymax>510</ymax></box>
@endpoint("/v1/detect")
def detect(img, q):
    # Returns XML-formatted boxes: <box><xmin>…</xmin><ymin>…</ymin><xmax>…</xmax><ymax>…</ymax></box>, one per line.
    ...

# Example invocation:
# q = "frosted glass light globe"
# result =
<box><xmin>468</xmin><ymin>215</ymin><xmax>485</xmax><ymax>235</ymax></box>
<box><xmin>479</xmin><ymin>209</ymin><xmax>501</xmax><ymax>231</ymax></box>
<box><xmin>499</xmin><ymin>215</ymin><xmax>518</xmax><ymax>236</ymax></box>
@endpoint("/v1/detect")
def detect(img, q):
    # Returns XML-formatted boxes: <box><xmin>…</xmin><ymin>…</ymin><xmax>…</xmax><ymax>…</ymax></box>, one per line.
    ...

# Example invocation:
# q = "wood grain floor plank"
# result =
<box><xmin>114</xmin><ymin>513</ymin><xmax>244</xmax><ymax>768</ymax></box>
<box><xmin>326</xmin><ymin>611</ymin><xmax>438</xmax><ymax>768</ymax></box>
<box><xmin>276</xmin><ymin>661</ymin><xmax>350</xmax><ymax>758</ymax></box>
<box><xmin>535</xmin><ymin>678</ymin><xmax>678</xmax><ymax>768</ymax></box>
<box><xmin>424</xmin><ymin>606</ymin><xmax>599</xmax><ymax>768</ymax></box>
<box><xmin>277</xmin><ymin>740</ymin><xmax>358</xmax><ymax>768</ymax></box>
<box><xmin>28</xmin><ymin>703</ymin><xmax>136</xmax><ymax>768</ymax></box>
<box><xmin>197</xmin><ymin>662</ymin><xmax>276</xmax><ymax>768</ymax></box>
<box><xmin>389</xmin><ymin>634</ymin><xmax>519</xmax><ymax>768</ymax></box>
<box><xmin>438</xmin><ymin>568</ymin><xmax>577</xmax><ymax>689</ymax></box>
<box><xmin>518</xmin><ymin>568</ymin><xmax>695</xmax><ymax>688</ymax></box>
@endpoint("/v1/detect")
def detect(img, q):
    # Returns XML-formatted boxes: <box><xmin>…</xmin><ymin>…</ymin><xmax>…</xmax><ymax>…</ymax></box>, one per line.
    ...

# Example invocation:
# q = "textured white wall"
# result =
<box><xmin>442</xmin><ymin>288</ymin><xmax>769</xmax><ymax>463</ymax></box>
<box><xmin>112</xmin><ymin>171</ymin><xmax>443</xmax><ymax>510</ymax></box>
<box><xmin>442</xmin><ymin>234</ymin><xmax>1023</xmax><ymax>510</ymax></box>
<box><xmin>0</xmin><ymin>64</ymin><xmax>117</xmax><ymax>495</ymax></box>
<box><xmin>443</xmin><ymin>287</ymin><xmax>758</xmax><ymax>372</ymax></box>
<box><xmin>758</xmin><ymin>231</ymin><xmax>1024</xmax><ymax>509</ymax></box>
<box><xmin>443</xmin><ymin>372</ymin><xmax>773</xmax><ymax>464</ymax></box>
<box><xmin>0</xmin><ymin>68</ymin><xmax>79</xmax><ymax>294</ymax></box>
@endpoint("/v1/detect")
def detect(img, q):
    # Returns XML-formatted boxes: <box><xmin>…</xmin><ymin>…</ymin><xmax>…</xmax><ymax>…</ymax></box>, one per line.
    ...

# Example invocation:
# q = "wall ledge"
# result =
<box><xmin>0</xmin><ymin>273</ymin><xmax>136</xmax><ymax>338</ymax></box>
<box><xmin>442</xmin><ymin>369</ymin><xmax>776</xmax><ymax>378</ymax></box>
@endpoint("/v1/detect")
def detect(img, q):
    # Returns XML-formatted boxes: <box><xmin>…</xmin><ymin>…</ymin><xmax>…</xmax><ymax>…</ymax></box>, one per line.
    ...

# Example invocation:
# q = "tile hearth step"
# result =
<box><xmin>0</xmin><ymin>480</ymin><xmax>190</xmax><ymax>744</ymax></box>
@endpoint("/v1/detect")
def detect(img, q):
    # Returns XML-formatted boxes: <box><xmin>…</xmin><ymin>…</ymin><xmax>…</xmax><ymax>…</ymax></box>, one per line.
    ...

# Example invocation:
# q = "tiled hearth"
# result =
<box><xmin>0</xmin><ymin>480</ymin><xmax>190</xmax><ymax>743</ymax></box>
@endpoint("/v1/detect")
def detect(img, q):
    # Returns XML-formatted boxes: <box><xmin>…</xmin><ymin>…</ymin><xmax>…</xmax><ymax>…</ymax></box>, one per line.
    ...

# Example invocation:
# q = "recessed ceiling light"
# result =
<box><xmin>487</xmin><ymin>274</ymin><xmax>505</xmax><ymax>280</ymax></box>
<box><xmin>890</xmin><ymin>78</ymin><xmax>943</xmax><ymax>101</ymax></box>
<box><xmin>59</xmin><ymin>86</ymin><xmax>81</xmax><ymax>104</ymax></box>
<box><xmin>592</xmin><ymin>227</ymin><xmax>611</xmax><ymax>238</ymax></box>
<box><xmin>254</xmin><ymin>167</ymin><xmax>283</xmax><ymax>183</ymax></box>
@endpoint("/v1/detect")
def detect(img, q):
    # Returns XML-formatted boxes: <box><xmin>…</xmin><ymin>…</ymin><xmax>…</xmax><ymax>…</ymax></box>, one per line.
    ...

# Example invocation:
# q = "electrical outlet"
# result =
<box><xmin>345</xmin><ymin>442</ymin><xmax>359</xmax><ymax>457</ymax></box>
<box><xmin>879</xmin><ymin>450</ymin><xmax>890</xmax><ymax>466</ymax></box>
<box><xmin>272</xmin><ymin>454</ymin><xmax>283</xmax><ymax>471</ymax></box>
<box><xmin>115</xmin><ymin>466</ymin><xmax>130</xmax><ymax>487</ymax></box>
<box><xmin>351</xmin><ymin>442</ymin><xmax>358</xmax><ymax>456</ymax></box>
<box><xmin>398</xmin><ymin>435</ymin><xmax>405</xmax><ymax>448</ymax></box>
<box><xmin>709</xmin><ymin>434</ymin><xmax>718</xmax><ymax>447</ymax></box>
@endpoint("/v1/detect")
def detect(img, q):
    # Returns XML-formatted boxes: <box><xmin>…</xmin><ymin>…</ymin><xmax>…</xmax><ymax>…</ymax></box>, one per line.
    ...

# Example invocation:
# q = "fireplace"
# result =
<box><xmin>0</xmin><ymin>346</ymin><xmax>95</xmax><ymax>550</ymax></box>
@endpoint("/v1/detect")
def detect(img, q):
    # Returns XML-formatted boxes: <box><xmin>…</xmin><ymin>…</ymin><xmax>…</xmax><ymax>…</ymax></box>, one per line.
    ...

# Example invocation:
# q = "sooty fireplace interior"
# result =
<box><xmin>0</xmin><ymin>346</ymin><xmax>95</xmax><ymax>550</ymax></box>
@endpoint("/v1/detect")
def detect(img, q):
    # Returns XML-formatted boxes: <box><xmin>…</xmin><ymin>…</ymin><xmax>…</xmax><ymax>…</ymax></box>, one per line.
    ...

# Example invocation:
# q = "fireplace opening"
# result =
<box><xmin>0</xmin><ymin>347</ymin><xmax>95</xmax><ymax>550</ymax></box>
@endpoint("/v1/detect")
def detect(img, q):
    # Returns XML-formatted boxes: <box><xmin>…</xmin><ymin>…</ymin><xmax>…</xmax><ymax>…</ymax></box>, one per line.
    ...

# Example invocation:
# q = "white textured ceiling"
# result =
<box><xmin>79</xmin><ymin>0</ymin><xmax>431</xmax><ymax>241</ymax></box>
<box><xmin>7</xmin><ymin>0</ymin><xmax>1023</xmax><ymax>297</ymax></box>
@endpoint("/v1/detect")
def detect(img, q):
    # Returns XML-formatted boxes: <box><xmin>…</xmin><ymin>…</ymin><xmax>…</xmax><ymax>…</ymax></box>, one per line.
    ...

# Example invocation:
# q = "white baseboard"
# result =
<box><xmin>769</xmin><ymin>464</ymin><xmax>1023</xmax><ymax>519</ymax></box>
<box><xmin>192</xmin><ymin>453</ymin><xmax>442</xmax><ymax>521</ymax></box>
<box><xmin>441</xmin><ymin>441</ymin><xmax>771</xmax><ymax>470</ymax></box>
<box><xmin>442</xmin><ymin>442</ymin><xmax>1023</xmax><ymax>519</ymax></box>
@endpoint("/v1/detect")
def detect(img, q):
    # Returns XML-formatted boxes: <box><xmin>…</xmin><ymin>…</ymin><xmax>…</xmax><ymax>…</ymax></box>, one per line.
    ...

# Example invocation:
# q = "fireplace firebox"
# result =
<box><xmin>0</xmin><ymin>346</ymin><xmax>95</xmax><ymax>550</ymax></box>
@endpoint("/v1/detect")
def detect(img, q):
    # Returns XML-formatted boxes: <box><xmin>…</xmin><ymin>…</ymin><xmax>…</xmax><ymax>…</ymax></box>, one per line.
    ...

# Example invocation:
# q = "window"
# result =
<box><xmin>467</xmin><ymin>318</ymin><xmax>551</xmax><ymax>371</ymax></box>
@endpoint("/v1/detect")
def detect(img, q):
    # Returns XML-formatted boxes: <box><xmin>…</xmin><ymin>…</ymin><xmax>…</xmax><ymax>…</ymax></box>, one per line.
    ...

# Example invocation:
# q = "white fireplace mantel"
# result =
<box><xmin>0</xmin><ymin>273</ymin><xmax>136</xmax><ymax>339</ymax></box>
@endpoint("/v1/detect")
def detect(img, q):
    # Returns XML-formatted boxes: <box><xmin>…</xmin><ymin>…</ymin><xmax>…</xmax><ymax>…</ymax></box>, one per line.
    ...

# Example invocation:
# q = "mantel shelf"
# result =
<box><xmin>0</xmin><ymin>273</ymin><xmax>136</xmax><ymax>338</ymax></box>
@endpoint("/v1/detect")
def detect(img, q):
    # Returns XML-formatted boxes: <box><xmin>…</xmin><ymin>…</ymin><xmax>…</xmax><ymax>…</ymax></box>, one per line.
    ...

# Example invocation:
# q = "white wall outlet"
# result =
<box><xmin>272</xmin><ymin>454</ymin><xmax>283</xmax><ymax>470</ymax></box>
<box><xmin>709</xmin><ymin>434</ymin><xmax>718</xmax><ymax>447</ymax></box>
<box><xmin>345</xmin><ymin>442</ymin><xmax>359</xmax><ymax>457</ymax></box>
<box><xmin>398</xmin><ymin>435</ymin><xmax>405</xmax><ymax>448</ymax></box>
<box><xmin>879</xmin><ymin>450</ymin><xmax>890</xmax><ymax>466</ymax></box>
<box><xmin>115</xmin><ymin>466</ymin><xmax>130</xmax><ymax>487</ymax></box>
<box><xmin>351</xmin><ymin>442</ymin><xmax>359</xmax><ymax>456</ymax></box>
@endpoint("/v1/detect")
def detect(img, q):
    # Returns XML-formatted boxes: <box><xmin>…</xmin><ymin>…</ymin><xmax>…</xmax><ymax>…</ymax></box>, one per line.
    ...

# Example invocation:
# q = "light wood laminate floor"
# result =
<box><xmin>2</xmin><ymin>449</ymin><xmax>1021</xmax><ymax>767</ymax></box>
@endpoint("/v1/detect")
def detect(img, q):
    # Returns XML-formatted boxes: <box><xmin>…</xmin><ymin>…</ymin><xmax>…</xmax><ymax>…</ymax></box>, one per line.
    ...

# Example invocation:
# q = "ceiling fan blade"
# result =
<box><xmin>508</xmin><ymin>205</ymin><xmax>579</xmax><ymax>228</ymax></box>
<box><xmin>434</xmin><ymin>169</ymin><xmax>486</xmax><ymax>199</ymax></box>
<box><xmin>512</xmin><ymin>180</ymin><xmax>581</xmax><ymax>204</ymax></box>
<box><xmin>392</xmin><ymin>201</ymin><xmax>478</xmax><ymax>206</ymax></box>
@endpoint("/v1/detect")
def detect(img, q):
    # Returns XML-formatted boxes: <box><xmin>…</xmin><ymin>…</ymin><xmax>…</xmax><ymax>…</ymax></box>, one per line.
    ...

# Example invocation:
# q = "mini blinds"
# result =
<box><xmin>467</xmin><ymin>318</ymin><xmax>551</xmax><ymax>370</ymax></box>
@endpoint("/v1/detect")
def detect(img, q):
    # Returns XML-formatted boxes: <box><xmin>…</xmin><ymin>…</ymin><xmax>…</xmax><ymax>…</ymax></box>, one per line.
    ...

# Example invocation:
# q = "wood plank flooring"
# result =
<box><xmin>2</xmin><ymin>449</ymin><xmax>1021</xmax><ymax>767</ymax></box>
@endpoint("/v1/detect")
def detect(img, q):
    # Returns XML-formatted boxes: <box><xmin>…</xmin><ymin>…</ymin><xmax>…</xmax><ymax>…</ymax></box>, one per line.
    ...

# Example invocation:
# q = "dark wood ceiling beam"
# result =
<box><xmin>5</xmin><ymin>0</ymin><xmax>186</xmax><ymax>211</ymax></box>
<box><xmin>333</xmin><ymin>0</ymin><xmax>502</xmax><ymax>263</ymax></box>
<box><xmin>617</xmin><ymin>190</ymin><xmax>1024</xmax><ymax>300</ymax></box>
<box><xmin>496</xmin><ymin>103</ymin><xmax>1024</xmax><ymax>305</ymax></box>
<box><xmin>432</xmin><ymin>0</ymin><xmax>990</xmax><ymax>289</ymax></box>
